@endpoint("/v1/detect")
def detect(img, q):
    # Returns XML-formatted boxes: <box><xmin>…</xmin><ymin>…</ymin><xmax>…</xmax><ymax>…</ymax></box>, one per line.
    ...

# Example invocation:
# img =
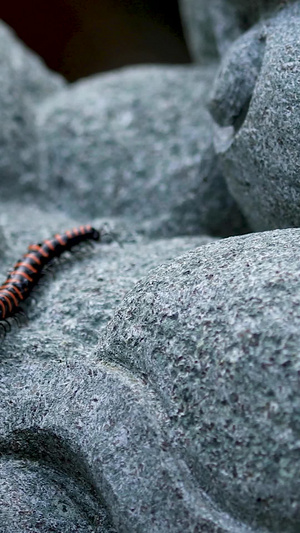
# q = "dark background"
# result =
<box><xmin>0</xmin><ymin>0</ymin><xmax>190</xmax><ymax>81</ymax></box>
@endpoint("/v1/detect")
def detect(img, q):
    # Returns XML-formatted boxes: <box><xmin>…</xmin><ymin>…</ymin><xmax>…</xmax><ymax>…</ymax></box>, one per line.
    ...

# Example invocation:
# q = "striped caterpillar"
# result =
<box><xmin>0</xmin><ymin>224</ymin><xmax>100</xmax><ymax>332</ymax></box>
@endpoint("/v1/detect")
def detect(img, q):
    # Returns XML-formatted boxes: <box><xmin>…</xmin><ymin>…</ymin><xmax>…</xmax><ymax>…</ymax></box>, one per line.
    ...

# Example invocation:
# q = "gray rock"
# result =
<box><xmin>0</xmin><ymin>201</ymin><xmax>212</xmax><ymax>361</ymax></box>
<box><xmin>0</xmin><ymin>359</ymin><xmax>253</xmax><ymax>533</ymax></box>
<box><xmin>0</xmin><ymin>212</ymin><xmax>252</xmax><ymax>532</ymax></box>
<box><xmin>98</xmin><ymin>228</ymin><xmax>300</xmax><ymax>533</ymax></box>
<box><xmin>210</xmin><ymin>2</ymin><xmax>300</xmax><ymax>230</ymax></box>
<box><xmin>36</xmin><ymin>64</ymin><xmax>248</xmax><ymax>238</ymax></box>
<box><xmin>1</xmin><ymin>9</ymin><xmax>299</xmax><ymax>531</ymax></box>
<box><xmin>209</xmin><ymin>25</ymin><xmax>267</xmax><ymax>127</ymax></box>
<box><xmin>179</xmin><ymin>0</ymin><xmax>241</xmax><ymax>61</ymax></box>
<box><xmin>0</xmin><ymin>21</ymin><xmax>65</xmax><ymax>104</ymax></box>
<box><xmin>0</xmin><ymin>458</ymin><xmax>115</xmax><ymax>532</ymax></box>
<box><xmin>0</xmin><ymin>49</ymin><xmax>37</xmax><ymax>199</ymax></box>
<box><xmin>178</xmin><ymin>0</ymin><xmax>281</xmax><ymax>62</ymax></box>
<box><xmin>0</xmin><ymin>22</ymin><xmax>65</xmax><ymax>202</ymax></box>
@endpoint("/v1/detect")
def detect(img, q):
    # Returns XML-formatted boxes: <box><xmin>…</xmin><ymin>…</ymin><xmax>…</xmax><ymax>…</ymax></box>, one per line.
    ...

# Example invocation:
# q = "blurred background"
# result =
<box><xmin>0</xmin><ymin>0</ymin><xmax>191</xmax><ymax>81</ymax></box>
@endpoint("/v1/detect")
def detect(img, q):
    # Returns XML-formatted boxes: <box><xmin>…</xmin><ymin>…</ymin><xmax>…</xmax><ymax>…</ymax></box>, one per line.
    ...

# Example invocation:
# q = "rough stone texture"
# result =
<box><xmin>98</xmin><ymin>228</ymin><xmax>300</xmax><ymax>533</ymax></box>
<box><xmin>0</xmin><ymin>458</ymin><xmax>115</xmax><ymax>532</ymax></box>
<box><xmin>178</xmin><ymin>0</ymin><xmax>283</xmax><ymax>62</ymax></box>
<box><xmin>1</xmin><ymin>4</ymin><xmax>300</xmax><ymax>532</ymax></box>
<box><xmin>1</xmin><ymin>357</ymin><xmax>255</xmax><ymax>533</ymax></box>
<box><xmin>1</xmin><ymin>205</ymin><xmax>216</xmax><ymax>532</ymax></box>
<box><xmin>0</xmin><ymin>21</ymin><xmax>64</xmax><ymax>201</ymax></box>
<box><xmin>210</xmin><ymin>2</ymin><xmax>300</xmax><ymax>231</ymax></box>
<box><xmin>0</xmin><ymin>202</ymin><xmax>212</xmax><ymax>362</ymax></box>
<box><xmin>0</xmin><ymin>204</ymin><xmax>257</xmax><ymax>533</ymax></box>
<box><xmin>35</xmin><ymin>64</ymin><xmax>248</xmax><ymax>238</ymax></box>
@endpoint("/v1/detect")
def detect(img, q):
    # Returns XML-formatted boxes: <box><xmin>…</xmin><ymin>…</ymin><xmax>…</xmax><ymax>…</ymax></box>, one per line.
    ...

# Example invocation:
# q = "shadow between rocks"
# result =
<box><xmin>0</xmin><ymin>428</ymin><xmax>117</xmax><ymax>532</ymax></box>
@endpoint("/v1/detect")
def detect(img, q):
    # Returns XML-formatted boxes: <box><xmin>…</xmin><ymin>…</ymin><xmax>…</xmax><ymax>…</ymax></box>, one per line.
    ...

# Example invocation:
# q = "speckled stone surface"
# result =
<box><xmin>0</xmin><ymin>203</ymin><xmax>212</xmax><ymax>361</ymax></box>
<box><xmin>1</xmin><ymin>357</ymin><xmax>255</xmax><ymax>533</ymax></box>
<box><xmin>210</xmin><ymin>2</ymin><xmax>300</xmax><ymax>231</ymax></box>
<box><xmin>2</xmin><ymin>224</ymin><xmax>299</xmax><ymax>532</ymax></box>
<box><xmin>98</xmin><ymin>228</ymin><xmax>300</xmax><ymax>533</ymax></box>
<box><xmin>0</xmin><ymin>458</ymin><xmax>116</xmax><ymax>532</ymax></box>
<box><xmin>35</xmin><ymin>64</ymin><xmax>248</xmax><ymax>238</ymax></box>
<box><xmin>1</xmin><ymin>4</ymin><xmax>300</xmax><ymax>532</ymax></box>
<box><xmin>0</xmin><ymin>203</ymin><xmax>256</xmax><ymax>533</ymax></box>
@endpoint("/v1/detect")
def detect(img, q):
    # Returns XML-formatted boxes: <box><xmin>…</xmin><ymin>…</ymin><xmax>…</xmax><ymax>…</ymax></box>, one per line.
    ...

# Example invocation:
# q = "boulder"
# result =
<box><xmin>36</xmin><ymin>64</ymin><xmax>248</xmax><ymax>237</ymax></box>
<box><xmin>99</xmin><ymin>228</ymin><xmax>300</xmax><ymax>532</ymax></box>
<box><xmin>0</xmin><ymin>21</ymin><xmax>64</xmax><ymax>201</ymax></box>
<box><xmin>179</xmin><ymin>0</ymin><xmax>280</xmax><ymax>62</ymax></box>
<box><xmin>210</xmin><ymin>2</ymin><xmax>300</xmax><ymax>230</ymax></box>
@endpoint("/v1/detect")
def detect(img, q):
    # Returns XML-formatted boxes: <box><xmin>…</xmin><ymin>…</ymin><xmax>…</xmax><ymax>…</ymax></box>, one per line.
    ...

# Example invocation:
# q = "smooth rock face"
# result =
<box><xmin>209</xmin><ymin>25</ymin><xmax>267</xmax><ymax>128</ymax></box>
<box><xmin>0</xmin><ymin>22</ymin><xmax>64</xmax><ymax>201</ymax></box>
<box><xmin>210</xmin><ymin>2</ymin><xmax>300</xmax><ymax>230</ymax></box>
<box><xmin>0</xmin><ymin>205</ymin><xmax>275</xmax><ymax>533</ymax></box>
<box><xmin>36</xmin><ymin>65</ymin><xmax>248</xmax><ymax>238</ymax></box>
<box><xmin>98</xmin><ymin>228</ymin><xmax>300</xmax><ymax>533</ymax></box>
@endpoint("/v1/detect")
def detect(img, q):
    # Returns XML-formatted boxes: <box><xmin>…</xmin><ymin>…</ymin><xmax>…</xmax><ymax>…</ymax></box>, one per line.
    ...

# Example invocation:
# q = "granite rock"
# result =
<box><xmin>0</xmin><ymin>457</ymin><xmax>115</xmax><ymax>532</ymax></box>
<box><xmin>36</xmin><ymin>64</ymin><xmax>248</xmax><ymax>238</ymax></box>
<box><xmin>0</xmin><ymin>21</ymin><xmax>64</xmax><ymax>202</ymax></box>
<box><xmin>179</xmin><ymin>0</ymin><xmax>282</xmax><ymax>62</ymax></box>
<box><xmin>98</xmin><ymin>228</ymin><xmax>300</xmax><ymax>533</ymax></box>
<box><xmin>210</xmin><ymin>1</ymin><xmax>300</xmax><ymax>230</ymax></box>
<box><xmin>1</xmin><ymin>357</ymin><xmax>253</xmax><ymax>533</ymax></box>
<box><xmin>0</xmin><ymin>21</ymin><xmax>64</xmax><ymax>104</ymax></box>
<box><xmin>209</xmin><ymin>25</ymin><xmax>267</xmax><ymax>128</ymax></box>
<box><xmin>0</xmin><ymin>5</ymin><xmax>299</xmax><ymax>531</ymax></box>
<box><xmin>0</xmin><ymin>205</ymin><xmax>252</xmax><ymax>532</ymax></box>
<box><xmin>179</xmin><ymin>0</ymin><xmax>241</xmax><ymax>61</ymax></box>
<box><xmin>0</xmin><ymin>202</ymin><xmax>212</xmax><ymax>362</ymax></box>
<box><xmin>0</xmin><ymin>207</ymin><xmax>260</xmax><ymax>533</ymax></box>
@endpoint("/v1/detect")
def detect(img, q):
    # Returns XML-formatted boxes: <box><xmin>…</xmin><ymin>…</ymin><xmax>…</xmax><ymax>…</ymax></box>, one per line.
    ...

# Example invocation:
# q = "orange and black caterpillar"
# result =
<box><xmin>0</xmin><ymin>224</ymin><xmax>100</xmax><ymax>327</ymax></box>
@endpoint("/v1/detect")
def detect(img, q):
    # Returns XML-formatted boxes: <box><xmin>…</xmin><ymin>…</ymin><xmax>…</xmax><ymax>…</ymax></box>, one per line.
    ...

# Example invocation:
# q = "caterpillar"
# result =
<box><xmin>0</xmin><ymin>224</ymin><xmax>100</xmax><ymax>329</ymax></box>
